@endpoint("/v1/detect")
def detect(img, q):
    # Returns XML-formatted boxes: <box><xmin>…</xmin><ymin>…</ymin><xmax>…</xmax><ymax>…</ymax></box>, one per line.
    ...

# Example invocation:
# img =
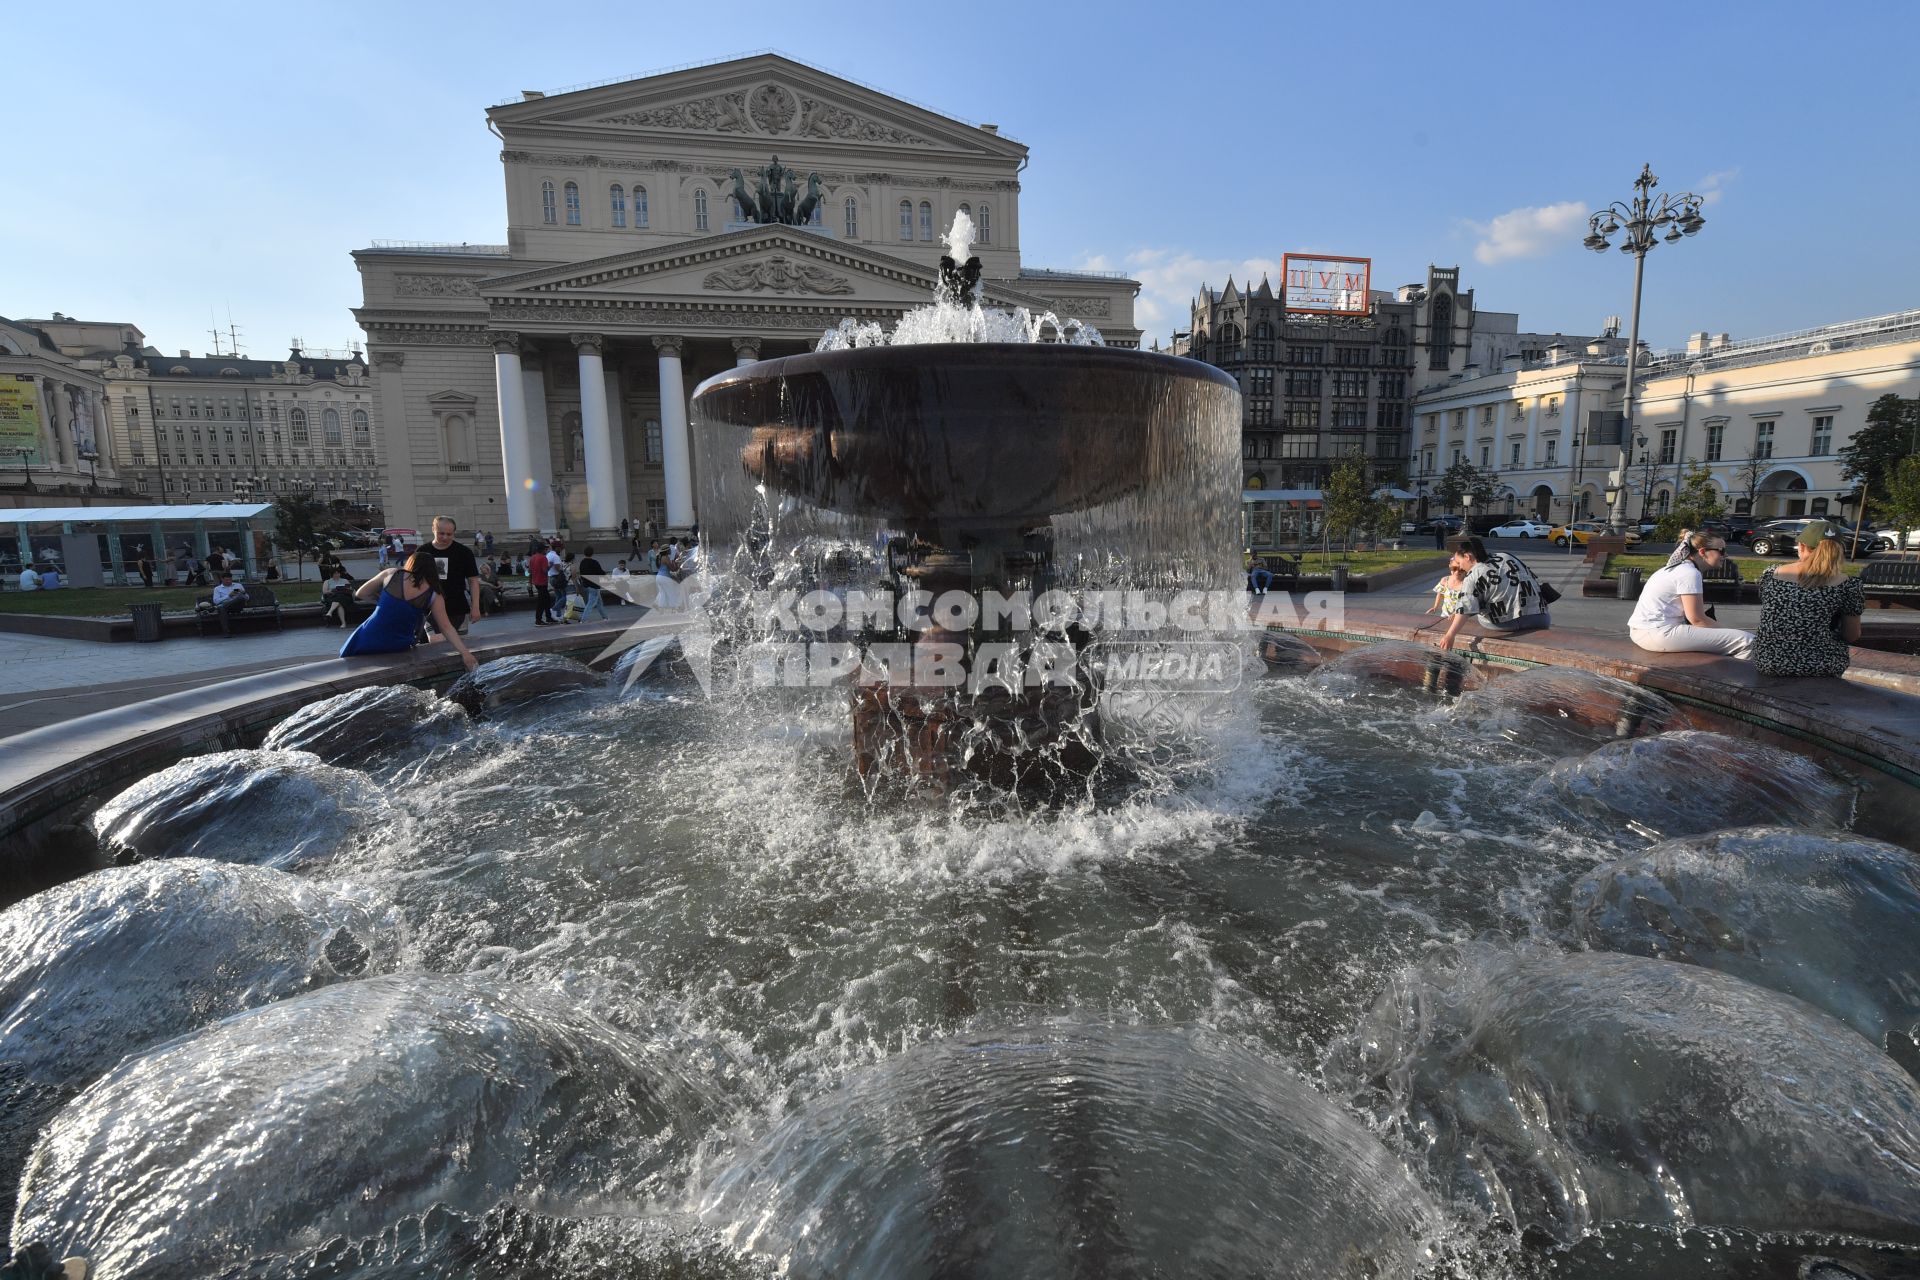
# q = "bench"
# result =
<box><xmin>1700</xmin><ymin>558</ymin><xmax>1745</xmax><ymax>603</ymax></box>
<box><xmin>1584</xmin><ymin>535</ymin><xmax>1628</xmax><ymax>563</ymax></box>
<box><xmin>1250</xmin><ymin>555</ymin><xmax>1301</xmax><ymax>592</ymax></box>
<box><xmin>194</xmin><ymin>584</ymin><xmax>283</xmax><ymax>636</ymax></box>
<box><xmin>1862</xmin><ymin>558</ymin><xmax>1920</xmax><ymax>609</ymax></box>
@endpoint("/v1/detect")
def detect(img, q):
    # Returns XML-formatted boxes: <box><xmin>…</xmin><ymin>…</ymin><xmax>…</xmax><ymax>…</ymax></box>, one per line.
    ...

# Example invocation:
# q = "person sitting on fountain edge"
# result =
<box><xmin>1432</xmin><ymin>535</ymin><xmax>1557</xmax><ymax>651</ymax></box>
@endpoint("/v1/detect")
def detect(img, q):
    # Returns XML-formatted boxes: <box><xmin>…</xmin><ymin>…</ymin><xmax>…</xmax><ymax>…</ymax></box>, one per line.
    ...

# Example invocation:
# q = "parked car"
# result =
<box><xmin>1747</xmin><ymin>519</ymin><xmax>1891</xmax><ymax>556</ymax></box>
<box><xmin>1410</xmin><ymin>515</ymin><xmax>1464</xmax><ymax>536</ymax></box>
<box><xmin>1487</xmin><ymin>519</ymin><xmax>1553</xmax><ymax>539</ymax></box>
<box><xmin>1548</xmin><ymin>521</ymin><xmax>1643</xmax><ymax>548</ymax></box>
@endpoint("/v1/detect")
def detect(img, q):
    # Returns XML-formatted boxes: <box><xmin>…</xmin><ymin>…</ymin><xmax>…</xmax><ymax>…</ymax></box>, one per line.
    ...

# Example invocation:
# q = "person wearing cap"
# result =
<box><xmin>1433</xmin><ymin>535</ymin><xmax>1554</xmax><ymax>651</ymax></box>
<box><xmin>1628</xmin><ymin>530</ymin><xmax>1755</xmax><ymax>659</ymax></box>
<box><xmin>1752</xmin><ymin>519</ymin><xmax>1864</xmax><ymax>677</ymax></box>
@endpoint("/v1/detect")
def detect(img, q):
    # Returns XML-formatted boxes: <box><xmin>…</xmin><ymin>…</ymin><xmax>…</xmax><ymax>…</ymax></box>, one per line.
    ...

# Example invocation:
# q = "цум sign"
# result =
<box><xmin>1281</xmin><ymin>254</ymin><xmax>1371</xmax><ymax>317</ymax></box>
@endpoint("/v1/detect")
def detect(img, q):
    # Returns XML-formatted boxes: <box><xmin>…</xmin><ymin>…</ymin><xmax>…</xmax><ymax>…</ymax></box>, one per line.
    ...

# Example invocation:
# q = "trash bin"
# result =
<box><xmin>1330</xmin><ymin>566</ymin><xmax>1350</xmax><ymax>592</ymax></box>
<box><xmin>130</xmin><ymin>602</ymin><xmax>164</xmax><ymax>643</ymax></box>
<box><xmin>1616</xmin><ymin>567</ymin><xmax>1642</xmax><ymax>600</ymax></box>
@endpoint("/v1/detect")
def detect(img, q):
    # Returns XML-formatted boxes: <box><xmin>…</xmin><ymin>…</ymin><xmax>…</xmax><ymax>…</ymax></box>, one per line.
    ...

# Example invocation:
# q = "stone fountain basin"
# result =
<box><xmin>693</xmin><ymin>344</ymin><xmax>1239</xmax><ymax>530</ymax></box>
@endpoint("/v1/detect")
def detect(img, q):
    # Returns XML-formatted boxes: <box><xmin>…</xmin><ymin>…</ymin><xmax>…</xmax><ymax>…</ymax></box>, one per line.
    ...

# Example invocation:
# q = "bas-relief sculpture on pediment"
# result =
<box><xmin>585</xmin><ymin>82</ymin><xmax>937</xmax><ymax>148</ymax></box>
<box><xmin>701</xmin><ymin>255</ymin><xmax>854</xmax><ymax>296</ymax></box>
<box><xmin>394</xmin><ymin>274</ymin><xmax>484</xmax><ymax>298</ymax></box>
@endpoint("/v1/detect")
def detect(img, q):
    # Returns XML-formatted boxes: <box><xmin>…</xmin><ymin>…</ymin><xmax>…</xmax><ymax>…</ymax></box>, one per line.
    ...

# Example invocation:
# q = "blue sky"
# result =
<box><xmin>9</xmin><ymin>1</ymin><xmax>1917</xmax><ymax>357</ymax></box>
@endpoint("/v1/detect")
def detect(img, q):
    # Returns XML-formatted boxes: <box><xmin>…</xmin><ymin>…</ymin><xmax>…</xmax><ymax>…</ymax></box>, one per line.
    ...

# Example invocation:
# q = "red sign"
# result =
<box><xmin>1282</xmin><ymin>254</ymin><xmax>1372</xmax><ymax>317</ymax></box>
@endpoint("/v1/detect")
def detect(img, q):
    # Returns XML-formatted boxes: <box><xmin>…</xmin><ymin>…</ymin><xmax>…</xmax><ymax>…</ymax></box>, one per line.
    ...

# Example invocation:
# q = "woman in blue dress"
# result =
<box><xmin>340</xmin><ymin>552</ymin><xmax>480</xmax><ymax>671</ymax></box>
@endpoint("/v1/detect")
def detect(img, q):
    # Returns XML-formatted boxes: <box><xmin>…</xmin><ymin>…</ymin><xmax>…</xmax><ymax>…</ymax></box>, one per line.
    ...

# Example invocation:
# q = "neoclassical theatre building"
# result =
<box><xmin>354</xmin><ymin>53</ymin><xmax>1141</xmax><ymax>538</ymax></box>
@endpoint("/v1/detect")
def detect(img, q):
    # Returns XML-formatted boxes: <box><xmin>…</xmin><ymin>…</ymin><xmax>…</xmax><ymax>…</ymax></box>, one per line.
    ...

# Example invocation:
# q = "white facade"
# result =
<box><xmin>0</xmin><ymin>319</ymin><xmax>119</xmax><ymax>505</ymax></box>
<box><xmin>355</xmin><ymin>54</ymin><xmax>1141</xmax><ymax>538</ymax></box>
<box><xmin>1412</xmin><ymin>309</ymin><xmax>1920</xmax><ymax>523</ymax></box>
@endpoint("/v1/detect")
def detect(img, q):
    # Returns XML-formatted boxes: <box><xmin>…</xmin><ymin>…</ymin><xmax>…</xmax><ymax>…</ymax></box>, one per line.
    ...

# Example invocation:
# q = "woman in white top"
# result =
<box><xmin>1628</xmin><ymin>530</ymin><xmax>1754</xmax><ymax>658</ymax></box>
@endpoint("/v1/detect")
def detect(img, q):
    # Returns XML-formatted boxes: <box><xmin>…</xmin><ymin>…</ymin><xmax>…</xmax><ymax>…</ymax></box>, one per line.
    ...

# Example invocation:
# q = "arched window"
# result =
<box><xmin>564</xmin><ymin>182</ymin><xmax>581</xmax><ymax>226</ymax></box>
<box><xmin>898</xmin><ymin>200</ymin><xmax>913</xmax><ymax>240</ymax></box>
<box><xmin>919</xmin><ymin>201</ymin><xmax>933</xmax><ymax>241</ymax></box>
<box><xmin>352</xmin><ymin>409</ymin><xmax>369</xmax><ymax>441</ymax></box>
<box><xmin>1253</xmin><ymin>321</ymin><xmax>1273</xmax><ymax>339</ymax></box>
<box><xmin>695</xmin><ymin>189</ymin><xmax>709</xmax><ymax>231</ymax></box>
<box><xmin>322</xmin><ymin>408</ymin><xmax>342</xmax><ymax>445</ymax></box>
<box><xmin>1429</xmin><ymin>293</ymin><xmax>1453</xmax><ymax>370</ymax></box>
<box><xmin>610</xmin><ymin>184</ymin><xmax>626</xmax><ymax>227</ymax></box>
<box><xmin>541</xmin><ymin>181</ymin><xmax>557</xmax><ymax>225</ymax></box>
<box><xmin>289</xmin><ymin>408</ymin><xmax>308</xmax><ymax>445</ymax></box>
<box><xmin>443</xmin><ymin>415</ymin><xmax>469</xmax><ymax>469</ymax></box>
<box><xmin>844</xmin><ymin>196</ymin><xmax>858</xmax><ymax>238</ymax></box>
<box><xmin>978</xmin><ymin>203</ymin><xmax>991</xmax><ymax>244</ymax></box>
<box><xmin>634</xmin><ymin>185</ymin><xmax>648</xmax><ymax>228</ymax></box>
<box><xmin>958</xmin><ymin>202</ymin><xmax>972</xmax><ymax>226</ymax></box>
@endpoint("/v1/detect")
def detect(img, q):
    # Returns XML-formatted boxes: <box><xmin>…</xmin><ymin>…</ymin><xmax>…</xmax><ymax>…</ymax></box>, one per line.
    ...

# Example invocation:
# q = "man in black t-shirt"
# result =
<box><xmin>425</xmin><ymin>515</ymin><xmax>483</xmax><ymax>636</ymax></box>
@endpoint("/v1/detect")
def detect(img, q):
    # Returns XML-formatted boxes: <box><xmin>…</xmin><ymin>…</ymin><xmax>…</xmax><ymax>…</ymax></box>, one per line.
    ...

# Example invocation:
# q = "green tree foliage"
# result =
<box><xmin>1322</xmin><ymin>450</ymin><xmax>1376</xmax><ymax>554</ymax></box>
<box><xmin>1653</xmin><ymin>463</ymin><xmax>1725</xmax><ymax>541</ymax></box>
<box><xmin>271</xmin><ymin>492</ymin><xmax>331</xmax><ymax>580</ymax></box>
<box><xmin>1840</xmin><ymin>394</ymin><xmax>1920</xmax><ymax>493</ymax></box>
<box><xmin>1877</xmin><ymin>455</ymin><xmax>1920</xmax><ymax>551</ymax></box>
<box><xmin>1433</xmin><ymin>461</ymin><xmax>1501</xmax><ymax>513</ymax></box>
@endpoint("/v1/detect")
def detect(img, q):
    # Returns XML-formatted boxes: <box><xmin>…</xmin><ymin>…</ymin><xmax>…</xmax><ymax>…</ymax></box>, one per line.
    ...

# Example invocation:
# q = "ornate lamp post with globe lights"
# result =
<box><xmin>1584</xmin><ymin>165</ymin><xmax>1707</xmax><ymax>527</ymax></box>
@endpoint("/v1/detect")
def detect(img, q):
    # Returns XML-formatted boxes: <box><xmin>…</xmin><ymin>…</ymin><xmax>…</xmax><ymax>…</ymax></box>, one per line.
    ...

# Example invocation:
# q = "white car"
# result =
<box><xmin>1488</xmin><ymin>519</ymin><xmax>1552</xmax><ymax>539</ymax></box>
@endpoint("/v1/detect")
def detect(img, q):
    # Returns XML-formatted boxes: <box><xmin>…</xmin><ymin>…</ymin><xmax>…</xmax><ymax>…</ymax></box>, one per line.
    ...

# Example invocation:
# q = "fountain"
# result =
<box><xmin>691</xmin><ymin>211</ymin><xmax>1239</xmax><ymax>788</ymax></box>
<box><xmin>2</xmin><ymin>216</ymin><xmax>1919</xmax><ymax>1278</ymax></box>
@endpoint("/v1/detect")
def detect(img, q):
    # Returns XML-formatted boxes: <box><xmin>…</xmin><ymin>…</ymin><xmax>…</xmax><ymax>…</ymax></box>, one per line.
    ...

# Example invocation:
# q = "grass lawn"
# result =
<box><xmin>1286</xmin><ymin>549</ymin><xmax>1446</xmax><ymax>575</ymax></box>
<box><xmin>0</xmin><ymin>585</ymin><xmax>232</xmax><ymax>617</ymax></box>
<box><xmin>1604</xmin><ymin>553</ymin><xmax>1867</xmax><ymax>579</ymax></box>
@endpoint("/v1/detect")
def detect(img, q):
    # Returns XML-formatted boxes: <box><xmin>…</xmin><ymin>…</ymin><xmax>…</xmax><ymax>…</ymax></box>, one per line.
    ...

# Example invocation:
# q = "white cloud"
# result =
<box><xmin>1467</xmin><ymin>200</ymin><xmax>1588</xmax><ymax>265</ymax></box>
<box><xmin>1078</xmin><ymin>247</ymin><xmax>1282</xmax><ymax>345</ymax></box>
<box><xmin>1695</xmin><ymin>168</ymin><xmax>1738</xmax><ymax>206</ymax></box>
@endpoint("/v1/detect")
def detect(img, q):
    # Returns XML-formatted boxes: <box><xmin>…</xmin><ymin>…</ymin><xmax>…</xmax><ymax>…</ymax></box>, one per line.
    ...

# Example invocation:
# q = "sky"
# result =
<box><xmin>9</xmin><ymin>1</ymin><xmax>1919</xmax><ymax>358</ymax></box>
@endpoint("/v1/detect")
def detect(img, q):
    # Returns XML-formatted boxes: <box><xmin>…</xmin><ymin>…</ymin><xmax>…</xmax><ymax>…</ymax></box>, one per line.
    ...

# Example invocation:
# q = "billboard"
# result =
<box><xmin>1281</xmin><ymin>254</ymin><xmax>1372</xmax><ymax>317</ymax></box>
<box><xmin>0</xmin><ymin>374</ymin><xmax>41</xmax><ymax>463</ymax></box>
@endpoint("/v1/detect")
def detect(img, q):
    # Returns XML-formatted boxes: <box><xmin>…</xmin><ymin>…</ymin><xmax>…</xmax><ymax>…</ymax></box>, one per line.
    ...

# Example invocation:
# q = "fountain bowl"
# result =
<box><xmin>694</xmin><ymin>344</ymin><xmax>1239</xmax><ymax>533</ymax></box>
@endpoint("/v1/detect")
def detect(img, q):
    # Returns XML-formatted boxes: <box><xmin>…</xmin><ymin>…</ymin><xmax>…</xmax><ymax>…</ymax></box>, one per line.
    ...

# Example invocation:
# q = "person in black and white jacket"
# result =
<box><xmin>1433</xmin><ymin>536</ymin><xmax>1555</xmax><ymax>651</ymax></box>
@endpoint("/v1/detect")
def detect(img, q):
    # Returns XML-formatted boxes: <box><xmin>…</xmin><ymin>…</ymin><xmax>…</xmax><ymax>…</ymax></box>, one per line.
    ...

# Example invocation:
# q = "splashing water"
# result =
<box><xmin>816</xmin><ymin>212</ymin><xmax>1104</xmax><ymax>350</ymax></box>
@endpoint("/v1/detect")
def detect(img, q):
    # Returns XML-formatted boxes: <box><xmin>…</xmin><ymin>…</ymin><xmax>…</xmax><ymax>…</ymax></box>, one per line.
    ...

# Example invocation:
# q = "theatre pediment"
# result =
<box><xmin>479</xmin><ymin>229</ymin><xmax>947</xmax><ymax>309</ymax></box>
<box><xmin>490</xmin><ymin>55</ymin><xmax>1022</xmax><ymax>160</ymax></box>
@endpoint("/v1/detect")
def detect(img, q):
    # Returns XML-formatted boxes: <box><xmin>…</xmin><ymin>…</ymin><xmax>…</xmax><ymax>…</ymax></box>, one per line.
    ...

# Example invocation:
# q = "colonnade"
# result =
<box><xmin>24</xmin><ymin>375</ymin><xmax>108</xmax><ymax>475</ymax></box>
<box><xmin>491</xmin><ymin>332</ymin><xmax>769</xmax><ymax>534</ymax></box>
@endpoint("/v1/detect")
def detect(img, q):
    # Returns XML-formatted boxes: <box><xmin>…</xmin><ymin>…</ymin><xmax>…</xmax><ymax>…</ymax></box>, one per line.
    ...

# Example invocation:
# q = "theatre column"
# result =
<box><xmin>492</xmin><ymin>331</ymin><xmax>536</xmax><ymax>531</ymax></box>
<box><xmin>520</xmin><ymin>359</ymin><xmax>557</xmax><ymax>532</ymax></box>
<box><xmin>732</xmin><ymin>337</ymin><xmax>761</xmax><ymax>368</ymax></box>
<box><xmin>653</xmin><ymin>336</ymin><xmax>694</xmax><ymax>528</ymax></box>
<box><xmin>573</xmin><ymin>333</ymin><xmax>619</xmax><ymax>531</ymax></box>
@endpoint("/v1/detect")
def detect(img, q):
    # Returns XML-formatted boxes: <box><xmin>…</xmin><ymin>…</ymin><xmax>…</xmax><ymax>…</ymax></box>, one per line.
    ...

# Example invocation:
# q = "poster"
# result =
<box><xmin>0</xmin><ymin>375</ymin><xmax>41</xmax><ymax>463</ymax></box>
<box><xmin>67</xmin><ymin>385</ymin><xmax>97</xmax><ymax>458</ymax></box>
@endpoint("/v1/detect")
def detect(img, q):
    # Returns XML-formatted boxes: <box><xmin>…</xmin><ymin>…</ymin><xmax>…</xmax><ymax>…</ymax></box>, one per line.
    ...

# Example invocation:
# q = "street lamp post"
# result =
<box><xmin>1634</xmin><ymin>434</ymin><xmax>1654</xmax><ymax>523</ymax></box>
<box><xmin>1585</xmin><ymin>164</ymin><xmax>1707</xmax><ymax>528</ymax></box>
<box><xmin>78</xmin><ymin>448</ymin><xmax>99</xmax><ymax>495</ymax></box>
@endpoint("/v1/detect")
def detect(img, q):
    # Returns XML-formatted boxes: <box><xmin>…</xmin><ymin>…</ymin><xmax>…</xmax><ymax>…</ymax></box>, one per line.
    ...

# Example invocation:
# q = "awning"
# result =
<box><xmin>0</xmin><ymin>503</ymin><xmax>272</xmax><ymax>523</ymax></box>
<box><xmin>1242</xmin><ymin>489</ymin><xmax>1321</xmax><ymax>504</ymax></box>
<box><xmin>1373</xmin><ymin>487</ymin><xmax>1418</xmax><ymax>501</ymax></box>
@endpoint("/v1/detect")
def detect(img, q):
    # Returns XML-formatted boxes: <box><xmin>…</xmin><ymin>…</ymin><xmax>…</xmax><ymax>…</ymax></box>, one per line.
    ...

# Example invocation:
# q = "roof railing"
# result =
<box><xmin>362</xmin><ymin>240</ymin><xmax>511</xmax><ymax>256</ymax></box>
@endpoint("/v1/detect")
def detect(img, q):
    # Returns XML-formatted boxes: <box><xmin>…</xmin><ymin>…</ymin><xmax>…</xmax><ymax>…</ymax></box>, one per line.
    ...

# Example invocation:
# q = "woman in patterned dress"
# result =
<box><xmin>1752</xmin><ymin>520</ymin><xmax>1864</xmax><ymax>677</ymax></box>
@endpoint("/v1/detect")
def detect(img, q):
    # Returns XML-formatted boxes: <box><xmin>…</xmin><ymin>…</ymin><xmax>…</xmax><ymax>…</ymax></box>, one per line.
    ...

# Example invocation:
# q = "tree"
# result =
<box><xmin>1840</xmin><ymin>394</ymin><xmax>1920</xmax><ymax>494</ymax></box>
<box><xmin>1433</xmin><ymin>461</ymin><xmax>1501</xmax><ymax>514</ymax></box>
<box><xmin>1878</xmin><ymin>455</ymin><xmax>1920</xmax><ymax>551</ymax></box>
<box><xmin>1732</xmin><ymin>456</ymin><xmax>1768</xmax><ymax>518</ymax></box>
<box><xmin>1322</xmin><ymin>450</ymin><xmax>1376</xmax><ymax>555</ymax></box>
<box><xmin>1653</xmin><ymin>462</ymin><xmax>1725</xmax><ymax>540</ymax></box>
<box><xmin>271</xmin><ymin>492</ymin><xmax>331</xmax><ymax>581</ymax></box>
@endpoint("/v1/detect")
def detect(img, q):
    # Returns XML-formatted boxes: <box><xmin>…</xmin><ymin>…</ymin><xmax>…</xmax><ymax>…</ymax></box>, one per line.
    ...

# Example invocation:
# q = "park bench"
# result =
<box><xmin>194</xmin><ymin>583</ymin><xmax>283</xmax><ymax>636</ymax></box>
<box><xmin>1584</xmin><ymin>535</ymin><xmax>1627</xmax><ymax>563</ymax></box>
<box><xmin>1861</xmin><ymin>558</ymin><xmax>1920</xmax><ymax>609</ymax></box>
<box><xmin>1251</xmin><ymin>554</ymin><xmax>1301</xmax><ymax>591</ymax></box>
<box><xmin>1700</xmin><ymin>557</ymin><xmax>1745</xmax><ymax>603</ymax></box>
